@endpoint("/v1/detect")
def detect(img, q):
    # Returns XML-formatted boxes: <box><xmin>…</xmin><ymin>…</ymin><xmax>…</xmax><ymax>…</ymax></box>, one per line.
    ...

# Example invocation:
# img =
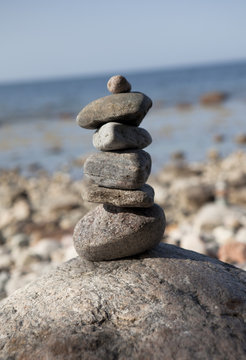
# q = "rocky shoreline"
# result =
<box><xmin>0</xmin><ymin>150</ymin><xmax>246</xmax><ymax>301</ymax></box>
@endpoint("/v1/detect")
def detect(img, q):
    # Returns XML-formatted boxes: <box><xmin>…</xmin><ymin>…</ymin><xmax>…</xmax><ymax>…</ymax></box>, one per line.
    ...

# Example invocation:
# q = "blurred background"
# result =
<box><xmin>1</xmin><ymin>0</ymin><xmax>246</xmax><ymax>300</ymax></box>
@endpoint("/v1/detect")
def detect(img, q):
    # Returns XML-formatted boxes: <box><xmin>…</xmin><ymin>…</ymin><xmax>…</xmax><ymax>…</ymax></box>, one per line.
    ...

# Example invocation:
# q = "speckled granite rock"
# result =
<box><xmin>73</xmin><ymin>204</ymin><xmax>165</xmax><ymax>261</ymax></box>
<box><xmin>76</xmin><ymin>92</ymin><xmax>152</xmax><ymax>129</ymax></box>
<box><xmin>93</xmin><ymin>122</ymin><xmax>152</xmax><ymax>151</ymax></box>
<box><xmin>0</xmin><ymin>244</ymin><xmax>246</xmax><ymax>360</ymax></box>
<box><xmin>107</xmin><ymin>75</ymin><xmax>131</xmax><ymax>94</ymax></box>
<box><xmin>84</xmin><ymin>150</ymin><xmax>151</xmax><ymax>189</ymax></box>
<box><xmin>82</xmin><ymin>183</ymin><xmax>154</xmax><ymax>208</ymax></box>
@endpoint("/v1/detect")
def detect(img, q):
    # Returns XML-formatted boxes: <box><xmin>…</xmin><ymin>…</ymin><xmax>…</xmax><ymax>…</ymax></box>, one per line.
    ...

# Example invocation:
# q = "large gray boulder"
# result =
<box><xmin>0</xmin><ymin>243</ymin><xmax>246</xmax><ymax>360</ymax></box>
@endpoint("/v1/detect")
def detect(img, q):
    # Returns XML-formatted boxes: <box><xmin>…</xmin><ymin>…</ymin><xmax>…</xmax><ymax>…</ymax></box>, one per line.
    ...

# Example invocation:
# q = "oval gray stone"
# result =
<box><xmin>82</xmin><ymin>183</ymin><xmax>154</xmax><ymax>207</ymax></box>
<box><xmin>84</xmin><ymin>149</ymin><xmax>151</xmax><ymax>189</ymax></box>
<box><xmin>107</xmin><ymin>75</ymin><xmax>131</xmax><ymax>94</ymax></box>
<box><xmin>73</xmin><ymin>203</ymin><xmax>165</xmax><ymax>261</ymax></box>
<box><xmin>93</xmin><ymin>122</ymin><xmax>152</xmax><ymax>151</ymax></box>
<box><xmin>76</xmin><ymin>92</ymin><xmax>152</xmax><ymax>129</ymax></box>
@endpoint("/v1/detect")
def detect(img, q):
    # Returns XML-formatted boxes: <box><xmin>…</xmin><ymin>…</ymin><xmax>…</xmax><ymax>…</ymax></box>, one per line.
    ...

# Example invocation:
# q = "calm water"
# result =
<box><xmin>0</xmin><ymin>60</ymin><xmax>246</xmax><ymax>176</ymax></box>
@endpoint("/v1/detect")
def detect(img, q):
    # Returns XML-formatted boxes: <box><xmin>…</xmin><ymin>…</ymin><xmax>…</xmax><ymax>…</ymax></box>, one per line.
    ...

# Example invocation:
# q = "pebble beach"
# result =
<box><xmin>1</xmin><ymin>150</ymin><xmax>246</xmax><ymax>301</ymax></box>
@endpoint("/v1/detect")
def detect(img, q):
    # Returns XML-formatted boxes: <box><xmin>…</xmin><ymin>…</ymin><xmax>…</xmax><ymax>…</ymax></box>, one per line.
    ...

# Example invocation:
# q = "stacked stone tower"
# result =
<box><xmin>73</xmin><ymin>75</ymin><xmax>166</xmax><ymax>261</ymax></box>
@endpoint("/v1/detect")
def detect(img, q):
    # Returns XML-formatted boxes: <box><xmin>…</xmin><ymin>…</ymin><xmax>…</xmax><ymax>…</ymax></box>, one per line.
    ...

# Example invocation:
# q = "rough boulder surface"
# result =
<box><xmin>0</xmin><ymin>243</ymin><xmax>246</xmax><ymax>360</ymax></box>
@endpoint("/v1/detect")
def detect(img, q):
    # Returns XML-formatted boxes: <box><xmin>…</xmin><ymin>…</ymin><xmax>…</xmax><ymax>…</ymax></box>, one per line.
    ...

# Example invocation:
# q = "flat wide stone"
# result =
<box><xmin>76</xmin><ymin>92</ymin><xmax>152</xmax><ymax>129</ymax></box>
<box><xmin>93</xmin><ymin>122</ymin><xmax>152</xmax><ymax>151</ymax></box>
<box><xmin>82</xmin><ymin>183</ymin><xmax>154</xmax><ymax>207</ymax></box>
<box><xmin>1</xmin><ymin>244</ymin><xmax>246</xmax><ymax>359</ymax></box>
<box><xmin>84</xmin><ymin>150</ymin><xmax>151</xmax><ymax>189</ymax></box>
<box><xmin>73</xmin><ymin>204</ymin><xmax>165</xmax><ymax>261</ymax></box>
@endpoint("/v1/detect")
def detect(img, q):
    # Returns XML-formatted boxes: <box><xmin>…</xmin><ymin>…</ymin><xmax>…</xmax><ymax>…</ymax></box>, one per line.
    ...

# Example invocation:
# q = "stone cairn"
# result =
<box><xmin>73</xmin><ymin>75</ymin><xmax>166</xmax><ymax>261</ymax></box>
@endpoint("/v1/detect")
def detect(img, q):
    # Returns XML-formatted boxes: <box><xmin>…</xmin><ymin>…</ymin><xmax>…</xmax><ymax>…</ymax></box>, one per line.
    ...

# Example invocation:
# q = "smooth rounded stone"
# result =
<box><xmin>82</xmin><ymin>183</ymin><xmax>154</xmax><ymax>208</ymax></box>
<box><xmin>1</xmin><ymin>244</ymin><xmax>246</xmax><ymax>360</ymax></box>
<box><xmin>73</xmin><ymin>204</ymin><xmax>165</xmax><ymax>261</ymax></box>
<box><xmin>107</xmin><ymin>75</ymin><xmax>131</xmax><ymax>94</ymax></box>
<box><xmin>76</xmin><ymin>92</ymin><xmax>152</xmax><ymax>129</ymax></box>
<box><xmin>84</xmin><ymin>149</ymin><xmax>151</xmax><ymax>190</ymax></box>
<box><xmin>93</xmin><ymin>122</ymin><xmax>152</xmax><ymax>151</ymax></box>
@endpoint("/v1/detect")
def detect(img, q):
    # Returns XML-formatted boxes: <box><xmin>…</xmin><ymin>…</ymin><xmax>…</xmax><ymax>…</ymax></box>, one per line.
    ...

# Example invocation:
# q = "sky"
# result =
<box><xmin>1</xmin><ymin>0</ymin><xmax>246</xmax><ymax>83</ymax></box>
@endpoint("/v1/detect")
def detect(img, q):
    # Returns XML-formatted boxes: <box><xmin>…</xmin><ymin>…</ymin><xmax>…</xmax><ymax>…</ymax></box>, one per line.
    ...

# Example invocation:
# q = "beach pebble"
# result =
<box><xmin>84</xmin><ymin>150</ymin><xmax>151</xmax><ymax>190</ymax></box>
<box><xmin>13</xmin><ymin>249</ymin><xmax>42</xmax><ymax>269</ymax></box>
<box><xmin>235</xmin><ymin>228</ymin><xmax>246</xmax><ymax>244</ymax></box>
<box><xmin>235</xmin><ymin>134</ymin><xmax>246</xmax><ymax>145</ymax></box>
<box><xmin>82</xmin><ymin>183</ymin><xmax>154</xmax><ymax>208</ymax></box>
<box><xmin>12</xmin><ymin>199</ymin><xmax>31</xmax><ymax>221</ymax></box>
<box><xmin>107</xmin><ymin>75</ymin><xmax>131</xmax><ymax>94</ymax></box>
<box><xmin>218</xmin><ymin>241</ymin><xmax>246</xmax><ymax>264</ymax></box>
<box><xmin>93</xmin><ymin>122</ymin><xmax>152</xmax><ymax>151</ymax></box>
<box><xmin>226</xmin><ymin>170</ymin><xmax>246</xmax><ymax>187</ymax></box>
<box><xmin>224</xmin><ymin>214</ymin><xmax>242</xmax><ymax>231</ymax></box>
<box><xmin>0</xmin><ymin>271</ymin><xmax>9</xmax><ymax>300</ymax></box>
<box><xmin>76</xmin><ymin>92</ymin><xmax>152</xmax><ymax>129</ymax></box>
<box><xmin>207</xmin><ymin>148</ymin><xmax>220</xmax><ymax>161</ymax></box>
<box><xmin>171</xmin><ymin>179</ymin><xmax>214</xmax><ymax>211</ymax></box>
<box><xmin>194</xmin><ymin>203</ymin><xmax>229</xmax><ymax>231</ymax></box>
<box><xmin>212</xmin><ymin>226</ymin><xmax>234</xmax><ymax>245</ymax></box>
<box><xmin>200</xmin><ymin>91</ymin><xmax>228</xmax><ymax>105</ymax></box>
<box><xmin>180</xmin><ymin>233</ymin><xmax>206</xmax><ymax>254</ymax></box>
<box><xmin>10</xmin><ymin>233</ymin><xmax>30</xmax><ymax>248</ymax></box>
<box><xmin>73</xmin><ymin>204</ymin><xmax>165</xmax><ymax>261</ymax></box>
<box><xmin>31</xmin><ymin>239</ymin><xmax>61</xmax><ymax>261</ymax></box>
<box><xmin>148</xmin><ymin>180</ymin><xmax>169</xmax><ymax>207</ymax></box>
<box><xmin>0</xmin><ymin>231</ymin><xmax>5</xmax><ymax>245</ymax></box>
<box><xmin>229</xmin><ymin>187</ymin><xmax>246</xmax><ymax>205</ymax></box>
<box><xmin>0</xmin><ymin>253</ymin><xmax>12</xmax><ymax>271</ymax></box>
<box><xmin>213</xmin><ymin>134</ymin><xmax>225</xmax><ymax>143</ymax></box>
<box><xmin>170</xmin><ymin>151</ymin><xmax>185</xmax><ymax>161</ymax></box>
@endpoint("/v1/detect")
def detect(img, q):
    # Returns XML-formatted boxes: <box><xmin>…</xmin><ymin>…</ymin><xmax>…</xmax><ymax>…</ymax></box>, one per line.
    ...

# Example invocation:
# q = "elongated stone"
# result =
<box><xmin>76</xmin><ymin>92</ymin><xmax>152</xmax><ymax>129</ymax></box>
<box><xmin>73</xmin><ymin>204</ymin><xmax>166</xmax><ymax>261</ymax></box>
<box><xmin>84</xmin><ymin>150</ymin><xmax>151</xmax><ymax>189</ymax></box>
<box><xmin>82</xmin><ymin>183</ymin><xmax>154</xmax><ymax>207</ymax></box>
<box><xmin>93</xmin><ymin>122</ymin><xmax>152</xmax><ymax>151</ymax></box>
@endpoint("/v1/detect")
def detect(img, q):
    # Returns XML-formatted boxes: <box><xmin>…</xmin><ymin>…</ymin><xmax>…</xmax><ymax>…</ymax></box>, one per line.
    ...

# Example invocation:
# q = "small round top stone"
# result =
<box><xmin>107</xmin><ymin>75</ymin><xmax>131</xmax><ymax>94</ymax></box>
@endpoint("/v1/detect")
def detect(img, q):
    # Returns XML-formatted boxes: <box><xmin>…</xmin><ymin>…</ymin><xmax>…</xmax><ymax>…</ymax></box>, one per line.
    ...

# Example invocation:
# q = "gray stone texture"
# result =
<box><xmin>84</xmin><ymin>149</ymin><xmax>151</xmax><ymax>189</ymax></box>
<box><xmin>73</xmin><ymin>204</ymin><xmax>165</xmax><ymax>261</ymax></box>
<box><xmin>76</xmin><ymin>92</ymin><xmax>152</xmax><ymax>129</ymax></box>
<box><xmin>107</xmin><ymin>75</ymin><xmax>131</xmax><ymax>94</ymax></box>
<box><xmin>93</xmin><ymin>122</ymin><xmax>152</xmax><ymax>151</ymax></box>
<box><xmin>1</xmin><ymin>244</ymin><xmax>246</xmax><ymax>360</ymax></box>
<box><xmin>82</xmin><ymin>182</ymin><xmax>154</xmax><ymax>208</ymax></box>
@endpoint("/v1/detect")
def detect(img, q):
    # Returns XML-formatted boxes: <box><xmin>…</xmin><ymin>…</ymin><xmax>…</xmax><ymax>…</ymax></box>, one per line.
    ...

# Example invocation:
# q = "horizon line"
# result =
<box><xmin>1</xmin><ymin>57</ymin><xmax>246</xmax><ymax>87</ymax></box>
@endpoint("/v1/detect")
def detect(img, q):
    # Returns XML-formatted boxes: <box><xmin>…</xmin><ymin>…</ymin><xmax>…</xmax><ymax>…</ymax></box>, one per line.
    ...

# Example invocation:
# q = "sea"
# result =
<box><xmin>0</xmin><ymin>60</ymin><xmax>246</xmax><ymax>177</ymax></box>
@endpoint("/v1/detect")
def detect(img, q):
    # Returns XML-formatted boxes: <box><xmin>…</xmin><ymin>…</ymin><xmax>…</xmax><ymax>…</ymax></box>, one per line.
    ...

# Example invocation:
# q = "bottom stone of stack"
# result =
<box><xmin>73</xmin><ymin>204</ymin><xmax>165</xmax><ymax>261</ymax></box>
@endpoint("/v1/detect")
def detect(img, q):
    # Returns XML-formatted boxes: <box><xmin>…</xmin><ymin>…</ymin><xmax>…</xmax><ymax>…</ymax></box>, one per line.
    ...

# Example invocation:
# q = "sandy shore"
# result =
<box><xmin>0</xmin><ymin>150</ymin><xmax>246</xmax><ymax>301</ymax></box>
